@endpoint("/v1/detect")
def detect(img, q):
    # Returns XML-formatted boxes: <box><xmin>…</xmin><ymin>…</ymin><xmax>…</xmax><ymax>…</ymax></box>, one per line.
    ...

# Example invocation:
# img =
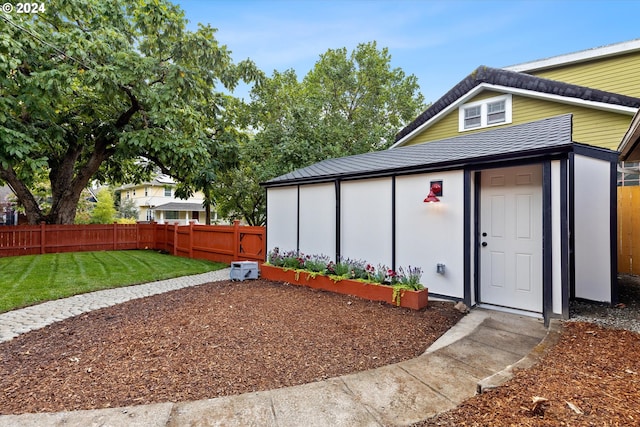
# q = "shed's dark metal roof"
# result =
<box><xmin>264</xmin><ymin>114</ymin><xmax>578</xmax><ymax>187</ymax></box>
<box><xmin>396</xmin><ymin>66</ymin><xmax>640</xmax><ymax>143</ymax></box>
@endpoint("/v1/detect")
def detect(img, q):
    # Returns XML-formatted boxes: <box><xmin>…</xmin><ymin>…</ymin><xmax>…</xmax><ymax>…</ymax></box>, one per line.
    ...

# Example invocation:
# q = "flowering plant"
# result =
<box><xmin>396</xmin><ymin>266</ymin><xmax>424</xmax><ymax>290</ymax></box>
<box><xmin>266</xmin><ymin>248</ymin><xmax>424</xmax><ymax>290</ymax></box>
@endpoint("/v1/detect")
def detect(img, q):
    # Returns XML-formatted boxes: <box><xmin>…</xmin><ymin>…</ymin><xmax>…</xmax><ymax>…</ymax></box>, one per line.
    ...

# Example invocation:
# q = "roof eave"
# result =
<box><xmin>504</xmin><ymin>39</ymin><xmax>640</xmax><ymax>73</ymax></box>
<box><xmin>261</xmin><ymin>144</ymin><xmax>575</xmax><ymax>188</ymax></box>
<box><xmin>619</xmin><ymin>110</ymin><xmax>640</xmax><ymax>161</ymax></box>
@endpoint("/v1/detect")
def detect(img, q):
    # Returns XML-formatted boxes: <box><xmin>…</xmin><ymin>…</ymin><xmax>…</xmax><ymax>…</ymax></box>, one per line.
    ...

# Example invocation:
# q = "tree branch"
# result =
<box><xmin>115</xmin><ymin>85</ymin><xmax>140</xmax><ymax>128</ymax></box>
<box><xmin>0</xmin><ymin>166</ymin><xmax>42</xmax><ymax>224</ymax></box>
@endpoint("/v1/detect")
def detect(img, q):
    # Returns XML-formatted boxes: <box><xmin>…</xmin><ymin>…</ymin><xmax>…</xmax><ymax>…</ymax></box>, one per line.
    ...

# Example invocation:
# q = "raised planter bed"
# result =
<box><xmin>260</xmin><ymin>264</ymin><xmax>428</xmax><ymax>310</ymax></box>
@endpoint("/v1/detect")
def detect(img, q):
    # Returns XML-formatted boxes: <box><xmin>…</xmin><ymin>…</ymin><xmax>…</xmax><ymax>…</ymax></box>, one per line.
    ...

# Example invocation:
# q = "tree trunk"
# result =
<box><xmin>204</xmin><ymin>187</ymin><xmax>212</xmax><ymax>225</ymax></box>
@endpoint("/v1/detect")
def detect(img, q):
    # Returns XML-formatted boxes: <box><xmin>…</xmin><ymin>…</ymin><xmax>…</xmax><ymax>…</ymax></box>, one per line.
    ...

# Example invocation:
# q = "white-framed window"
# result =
<box><xmin>464</xmin><ymin>106</ymin><xmax>481</xmax><ymax>129</ymax></box>
<box><xmin>459</xmin><ymin>94</ymin><xmax>512</xmax><ymax>132</ymax></box>
<box><xmin>618</xmin><ymin>161</ymin><xmax>640</xmax><ymax>186</ymax></box>
<box><xmin>164</xmin><ymin>187</ymin><xmax>172</xmax><ymax>197</ymax></box>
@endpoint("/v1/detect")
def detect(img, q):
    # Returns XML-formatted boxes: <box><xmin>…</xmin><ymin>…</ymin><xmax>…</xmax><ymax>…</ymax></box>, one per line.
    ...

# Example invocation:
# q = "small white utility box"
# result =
<box><xmin>230</xmin><ymin>261</ymin><xmax>259</xmax><ymax>281</ymax></box>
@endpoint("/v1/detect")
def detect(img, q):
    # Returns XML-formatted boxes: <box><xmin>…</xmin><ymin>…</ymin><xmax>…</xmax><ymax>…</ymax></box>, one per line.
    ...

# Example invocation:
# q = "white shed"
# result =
<box><xmin>262</xmin><ymin>115</ymin><xmax>618</xmax><ymax>324</ymax></box>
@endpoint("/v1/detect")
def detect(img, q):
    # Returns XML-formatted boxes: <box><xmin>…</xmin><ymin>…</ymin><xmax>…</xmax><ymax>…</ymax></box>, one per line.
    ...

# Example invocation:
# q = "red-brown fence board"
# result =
<box><xmin>0</xmin><ymin>221</ymin><xmax>266</xmax><ymax>265</ymax></box>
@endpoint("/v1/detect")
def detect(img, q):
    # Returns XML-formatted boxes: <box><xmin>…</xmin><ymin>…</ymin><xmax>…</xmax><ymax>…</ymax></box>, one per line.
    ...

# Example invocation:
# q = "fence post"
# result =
<box><xmin>233</xmin><ymin>220</ymin><xmax>240</xmax><ymax>261</ymax></box>
<box><xmin>40</xmin><ymin>221</ymin><xmax>46</xmax><ymax>254</ymax></box>
<box><xmin>152</xmin><ymin>222</ymin><xmax>156</xmax><ymax>250</ymax></box>
<box><xmin>173</xmin><ymin>224</ymin><xmax>178</xmax><ymax>256</ymax></box>
<box><xmin>189</xmin><ymin>221</ymin><xmax>194</xmax><ymax>259</ymax></box>
<box><xmin>113</xmin><ymin>222</ymin><xmax>117</xmax><ymax>251</ymax></box>
<box><xmin>165</xmin><ymin>223</ymin><xmax>169</xmax><ymax>252</ymax></box>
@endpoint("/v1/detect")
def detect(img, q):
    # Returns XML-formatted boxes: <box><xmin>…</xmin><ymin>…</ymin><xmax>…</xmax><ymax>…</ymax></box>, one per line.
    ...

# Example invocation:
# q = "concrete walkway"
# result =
<box><xmin>0</xmin><ymin>271</ymin><xmax>559</xmax><ymax>427</ymax></box>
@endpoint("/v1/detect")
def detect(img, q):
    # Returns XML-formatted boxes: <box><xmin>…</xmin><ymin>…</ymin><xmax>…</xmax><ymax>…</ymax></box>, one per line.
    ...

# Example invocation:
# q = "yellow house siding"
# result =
<box><xmin>402</xmin><ymin>93</ymin><xmax>633</xmax><ymax>150</ymax></box>
<box><xmin>404</xmin><ymin>91</ymin><xmax>506</xmax><ymax>146</ymax></box>
<box><xmin>529</xmin><ymin>52</ymin><xmax>640</xmax><ymax>98</ymax></box>
<box><xmin>511</xmin><ymin>97</ymin><xmax>632</xmax><ymax>150</ymax></box>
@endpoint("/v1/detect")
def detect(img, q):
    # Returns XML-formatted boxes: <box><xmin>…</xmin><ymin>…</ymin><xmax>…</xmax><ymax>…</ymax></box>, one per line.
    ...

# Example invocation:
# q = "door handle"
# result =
<box><xmin>481</xmin><ymin>242</ymin><xmax>488</xmax><ymax>247</ymax></box>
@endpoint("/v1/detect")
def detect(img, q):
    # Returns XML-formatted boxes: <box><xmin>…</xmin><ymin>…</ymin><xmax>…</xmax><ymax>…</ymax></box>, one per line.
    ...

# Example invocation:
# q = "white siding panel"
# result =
<box><xmin>266</xmin><ymin>187</ymin><xmax>298</xmax><ymax>253</ymax></box>
<box><xmin>299</xmin><ymin>183</ymin><xmax>336</xmax><ymax>258</ymax></box>
<box><xmin>551</xmin><ymin>160</ymin><xmax>563</xmax><ymax>315</ymax></box>
<box><xmin>340</xmin><ymin>179</ymin><xmax>393</xmax><ymax>267</ymax></box>
<box><xmin>573</xmin><ymin>155</ymin><xmax>612</xmax><ymax>302</ymax></box>
<box><xmin>395</xmin><ymin>171</ymin><xmax>465</xmax><ymax>298</ymax></box>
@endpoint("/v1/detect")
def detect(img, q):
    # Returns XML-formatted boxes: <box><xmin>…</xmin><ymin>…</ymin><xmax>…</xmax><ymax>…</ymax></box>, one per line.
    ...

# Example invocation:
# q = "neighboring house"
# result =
<box><xmin>263</xmin><ymin>39</ymin><xmax>640</xmax><ymax>324</ymax></box>
<box><xmin>0</xmin><ymin>185</ymin><xmax>18</xmax><ymax>225</ymax></box>
<box><xmin>116</xmin><ymin>174</ymin><xmax>209</xmax><ymax>224</ymax></box>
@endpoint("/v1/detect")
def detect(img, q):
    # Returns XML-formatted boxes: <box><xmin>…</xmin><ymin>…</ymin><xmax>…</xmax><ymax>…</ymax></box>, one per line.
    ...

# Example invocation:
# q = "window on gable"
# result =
<box><xmin>459</xmin><ymin>94</ymin><xmax>512</xmax><ymax>132</ymax></box>
<box><xmin>464</xmin><ymin>106</ymin><xmax>481</xmax><ymax>129</ymax></box>
<box><xmin>487</xmin><ymin>100</ymin><xmax>505</xmax><ymax>124</ymax></box>
<box><xmin>164</xmin><ymin>187</ymin><xmax>172</xmax><ymax>197</ymax></box>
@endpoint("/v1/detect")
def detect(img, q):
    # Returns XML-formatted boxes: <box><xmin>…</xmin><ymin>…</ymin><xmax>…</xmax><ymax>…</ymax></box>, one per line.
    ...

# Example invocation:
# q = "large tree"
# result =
<box><xmin>0</xmin><ymin>0</ymin><xmax>260</xmax><ymax>224</ymax></box>
<box><xmin>215</xmin><ymin>42</ymin><xmax>426</xmax><ymax>225</ymax></box>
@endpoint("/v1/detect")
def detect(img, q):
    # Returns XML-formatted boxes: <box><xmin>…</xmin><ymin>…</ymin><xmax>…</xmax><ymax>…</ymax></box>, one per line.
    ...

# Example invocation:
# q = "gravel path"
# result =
<box><xmin>568</xmin><ymin>274</ymin><xmax>640</xmax><ymax>332</ymax></box>
<box><xmin>0</xmin><ymin>269</ymin><xmax>231</xmax><ymax>343</ymax></box>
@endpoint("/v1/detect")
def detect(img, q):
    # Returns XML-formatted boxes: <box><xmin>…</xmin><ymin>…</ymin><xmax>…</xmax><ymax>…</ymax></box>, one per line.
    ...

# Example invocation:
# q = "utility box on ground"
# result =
<box><xmin>230</xmin><ymin>261</ymin><xmax>259</xmax><ymax>281</ymax></box>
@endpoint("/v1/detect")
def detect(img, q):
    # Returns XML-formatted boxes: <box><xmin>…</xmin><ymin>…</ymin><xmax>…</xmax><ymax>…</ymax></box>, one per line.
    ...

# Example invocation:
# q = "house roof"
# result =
<box><xmin>504</xmin><ymin>38</ymin><xmax>640</xmax><ymax>73</ymax></box>
<box><xmin>619</xmin><ymin>110</ymin><xmax>640</xmax><ymax>161</ymax></box>
<box><xmin>153</xmin><ymin>202</ymin><xmax>204</xmax><ymax>212</ymax></box>
<box><xmin>264</xmin><ymin>114</ymin><xmax>583</xmax><ymax>187</ymax></box>
<box><xmin>394</xmin><ymin>66</ymin><xmax>640</xmax><ymax>147</ymax></box>
<box><xmin>117</xmin><ymin>174</ymin><xmax>176</xmax><ymax>190</ymax></box>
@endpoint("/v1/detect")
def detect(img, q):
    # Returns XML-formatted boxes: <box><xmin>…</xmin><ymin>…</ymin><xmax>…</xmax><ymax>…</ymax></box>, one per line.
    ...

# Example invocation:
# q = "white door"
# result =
<box><xmin>480</xmin><ymin>165</ymin><xmax>542</xmax><ymax>313</ymax></box>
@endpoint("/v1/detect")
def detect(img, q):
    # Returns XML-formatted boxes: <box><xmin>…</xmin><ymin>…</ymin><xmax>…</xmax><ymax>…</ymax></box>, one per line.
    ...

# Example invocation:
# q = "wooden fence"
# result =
<box><xmin>618</xmin><ymin>186</ymin><xmax>640</xmax><ymax>274</ymax></box>
<box><xmin>0</xmin><ymin>221</ymin><xmax>265</xmax><ymax>264</ymax></box>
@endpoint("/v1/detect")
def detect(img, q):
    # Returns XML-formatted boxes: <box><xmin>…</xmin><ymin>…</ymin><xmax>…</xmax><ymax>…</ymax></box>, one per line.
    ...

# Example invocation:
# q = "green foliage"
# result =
<box><xmin>215</xmin><ymin>42</ymin><xmax>425</xmax><ymax>225</ymax></box>
<box><xmin>0</xmin><ymin>0</ymin><xmax>261</xmax><ymax>224</ymax></box>
<box><xmin>116</xmin><ymin>196</ymin><xmax>138</xmax><ymax>220</ymax></box>
<box><xmin>90</xmin><ymin>188</ymin><xmax>116</xmax><ymax>223</ymax></box>
<box><xmin>74</xmin><ymin>189</ymin><xmax>95</xmax><ymax>224</ymax></box>
<box><xmin>0</xmin><ymin>251</ymin><xmax>226</xmax><ymax>313</ymax></box>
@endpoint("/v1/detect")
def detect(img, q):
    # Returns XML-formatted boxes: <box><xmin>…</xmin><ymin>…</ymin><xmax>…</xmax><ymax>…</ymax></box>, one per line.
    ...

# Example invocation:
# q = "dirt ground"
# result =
<box><xmin>0</xmin><ymin>279</ymin><xmax>463</xmax><ymax>415</ymax></box>
<box><xmin>415</xmin><ymin>275</ymin><xmax>640</xmax><ymax>427</ymax></box>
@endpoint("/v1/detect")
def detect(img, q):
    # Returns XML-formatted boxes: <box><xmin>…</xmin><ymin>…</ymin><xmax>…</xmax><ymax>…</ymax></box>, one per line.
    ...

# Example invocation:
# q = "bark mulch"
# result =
<box><xmin>415</xmin><ymin>275</ymin><xmax>640</xmax><ymax>427</ymax></box>
<box><xmin>0</xmin><ymin>279</ymin><xmax>463</xmax><ymax>415</ymax></box>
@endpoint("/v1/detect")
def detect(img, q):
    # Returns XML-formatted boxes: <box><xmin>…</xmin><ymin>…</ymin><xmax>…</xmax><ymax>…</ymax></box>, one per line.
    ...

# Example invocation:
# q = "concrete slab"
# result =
<box><xmin>269</xmin><ymin>378</ymin><xmax>380</xmax><ymax>427</ymax></box>
<box><xmin>482</xmin><ymin>312</ymin><xmax>547</xmax><ymax>339</ymax></box>
<box><xmin>168</xmin><ymin>392</ymin><xmax>276</xmax><ymax>427</ymax></box>
<box><xmin>340</xmin><ymin>364</ymin><xmax>453</xmax><ymax>426</ymax></box>
<box><xmin>425</xmin><ymin>310</ymin><xmax>488</xmax><ymax>354</ymax></box>
<box><xmin>467</xmin><ymin>323</ymin><xmax>543</xmax><ymax>357</ymax></box>
<box><xmin>477</xmin><ymin>319</ymin><xmax>563</xmax><ymax>393</ymax></box>
<box><xmin>399</xmin><ymin>353</ymin><xmax>491</xmax><ymax>401</ymax></box>
<box><xmin>436</xmin><ymin>332</ymin><xmax>524</xmax><ymax>373</ymax></box>
<box><xmin>0</xmin><ymin>402</ymin><xmax>173</xmax><ymax>427</ymax></box>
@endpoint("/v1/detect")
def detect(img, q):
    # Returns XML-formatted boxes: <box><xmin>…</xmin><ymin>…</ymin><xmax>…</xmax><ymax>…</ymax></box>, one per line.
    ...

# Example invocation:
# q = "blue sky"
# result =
<box><xmin>177</xmin><ymin>0</ymin><xmax>640</xmax><ymax>103</ymax></box>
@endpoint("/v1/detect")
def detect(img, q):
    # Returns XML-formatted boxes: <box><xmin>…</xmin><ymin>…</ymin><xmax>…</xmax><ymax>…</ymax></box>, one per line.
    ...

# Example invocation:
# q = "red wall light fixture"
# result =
<box><xmin>424</xmin><ymin>181</ymin><xmax>443</xmax><ymax>203</ymax></box>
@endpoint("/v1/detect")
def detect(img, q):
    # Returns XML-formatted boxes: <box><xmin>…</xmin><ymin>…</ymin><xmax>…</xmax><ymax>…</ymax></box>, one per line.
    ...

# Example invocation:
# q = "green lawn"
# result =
<box><xmin>0</xmin><ymin>250</ymin><xmax>227</xmax><ymax>313</ymax></box>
